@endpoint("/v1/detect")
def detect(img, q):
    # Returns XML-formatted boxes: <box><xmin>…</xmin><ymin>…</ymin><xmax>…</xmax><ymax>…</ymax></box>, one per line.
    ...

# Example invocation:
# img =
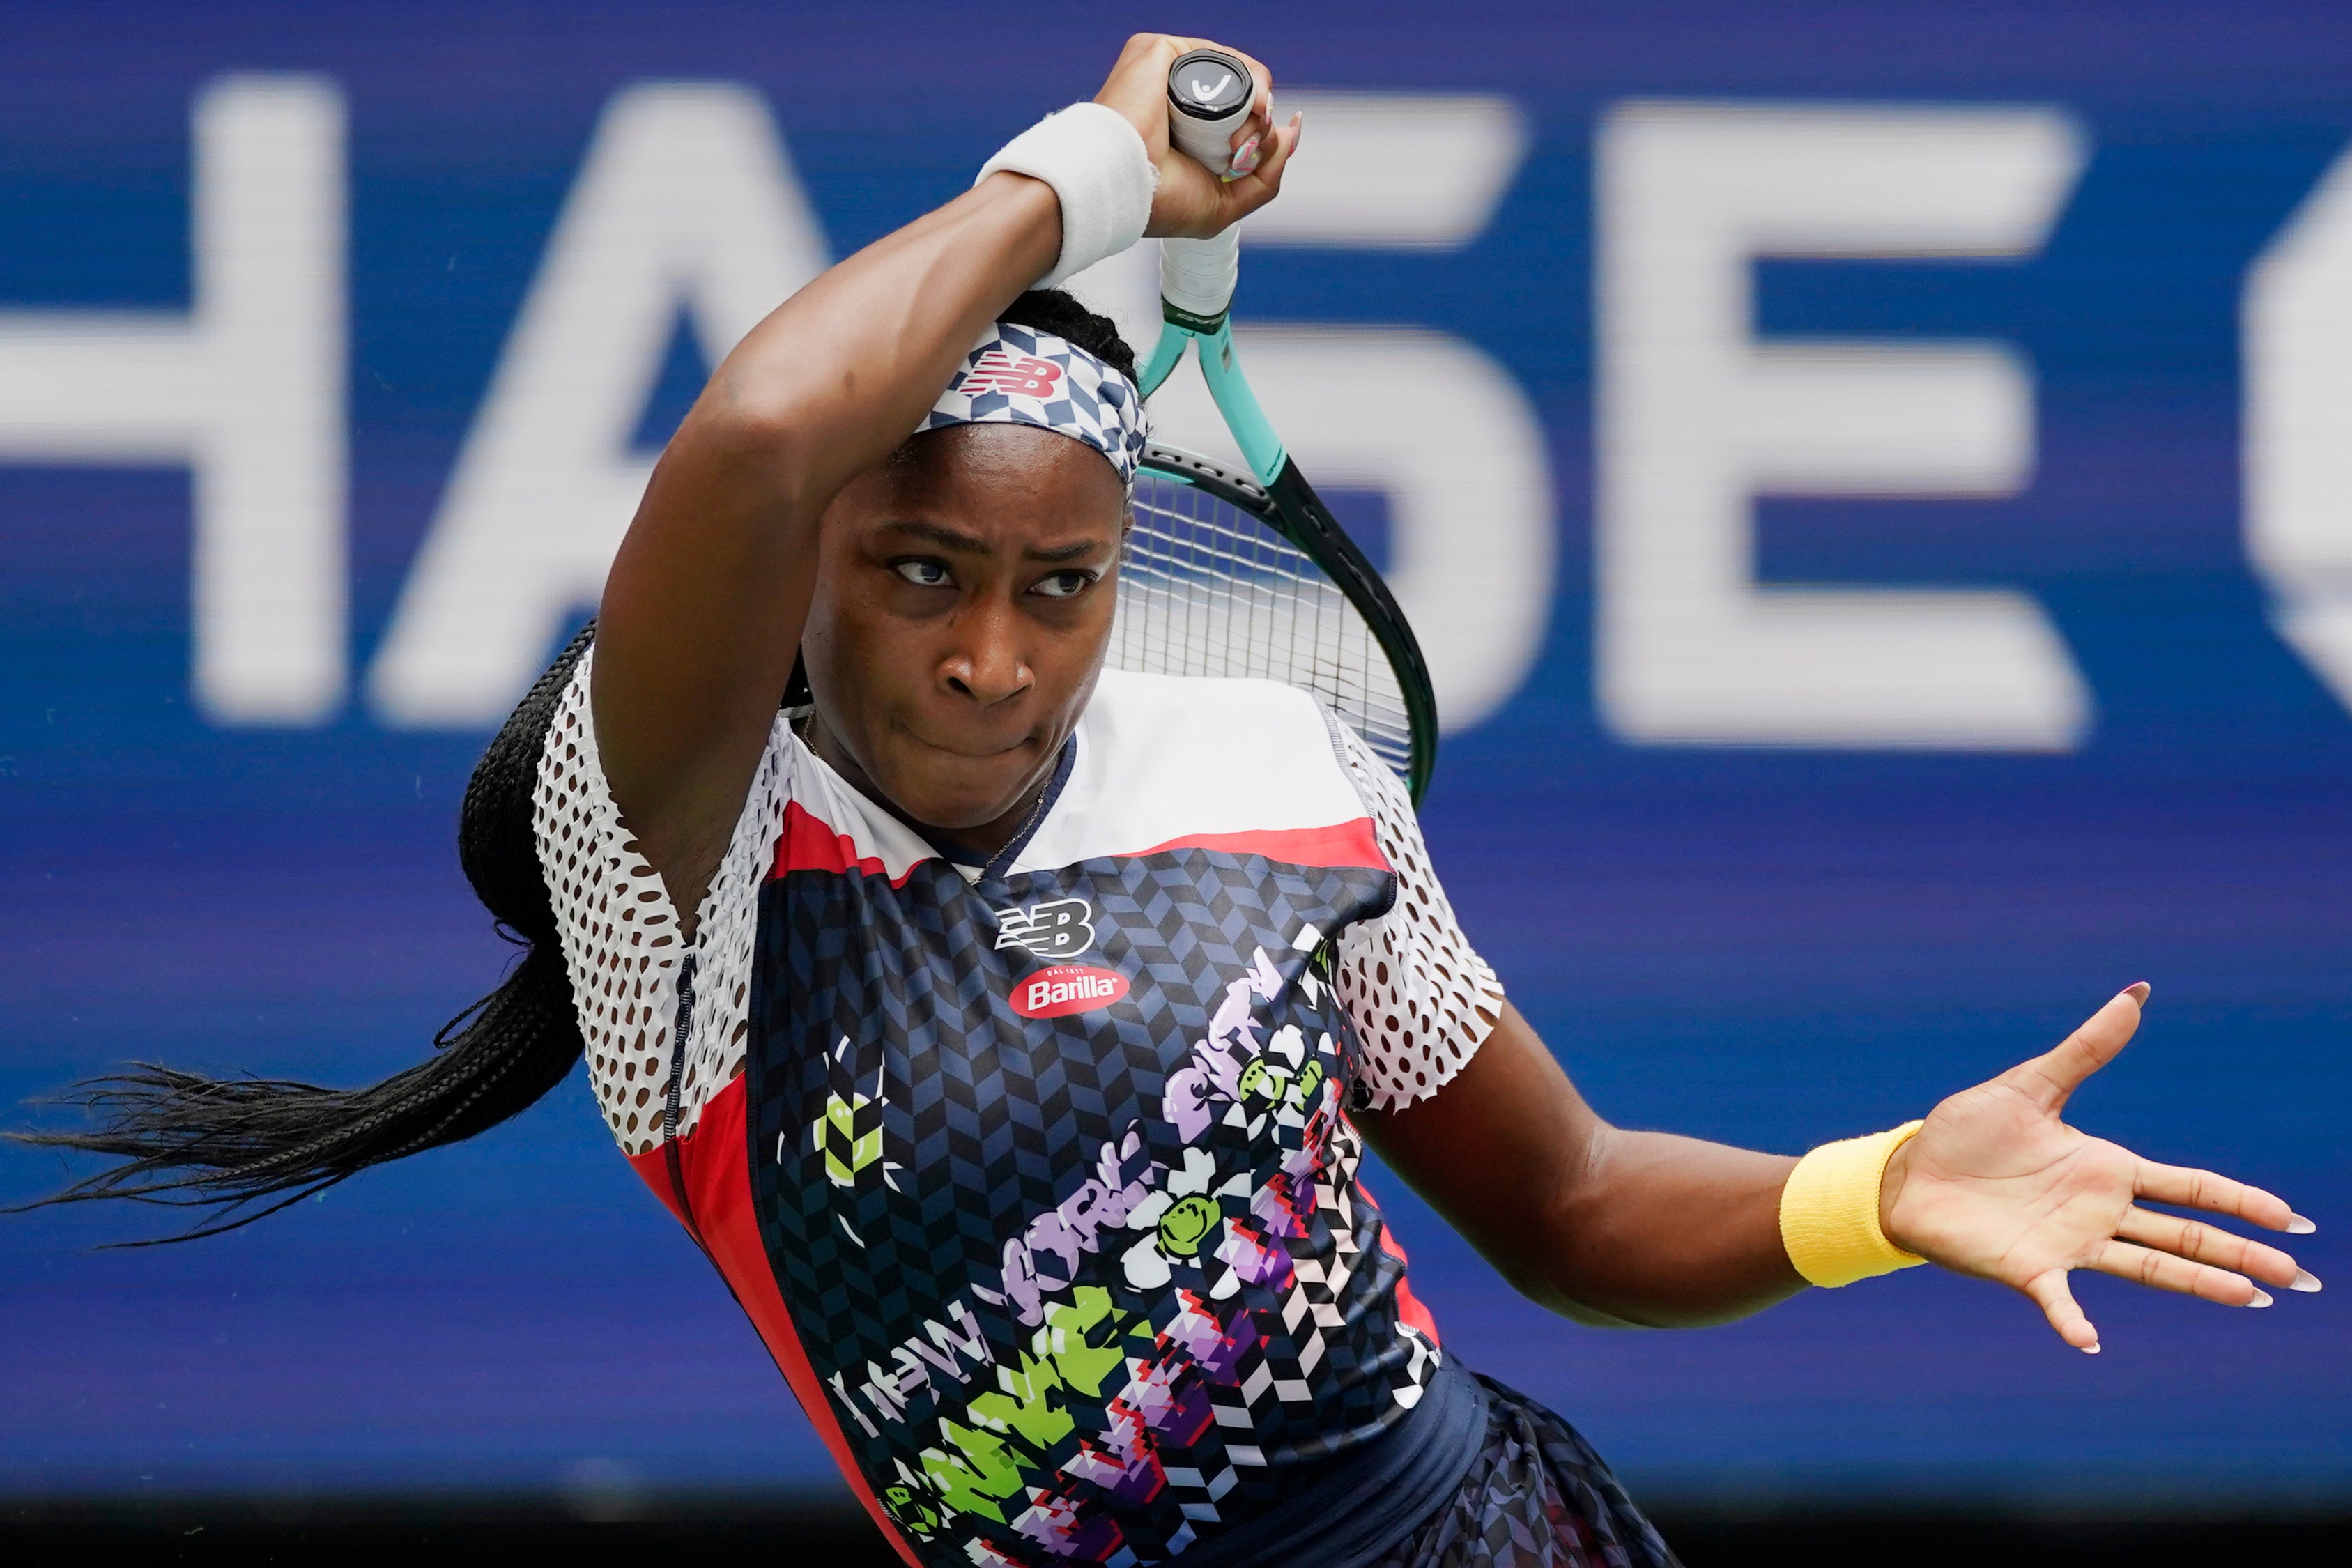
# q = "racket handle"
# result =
<box><xmin>1161</xmin><ymin>47</ymin><xmax>1254</xmax><ymax>324</ymax></box>
<box><xmin>1165</xmin><ymin>47</ymin><xmax>1254</xmax><ymax>172</ymax></box>
<box><xmin>1161</xmin><ymin>228</ymin><xmax>1239</xmax><ymax>324</ymax></box>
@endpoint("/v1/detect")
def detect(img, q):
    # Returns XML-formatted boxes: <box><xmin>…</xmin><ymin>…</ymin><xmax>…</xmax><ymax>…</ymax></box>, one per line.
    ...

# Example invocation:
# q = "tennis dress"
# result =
<box><xmin>534</xmin><ymin>653</ymin><xmax>1674</xmax><ymax>1568</ymax></box>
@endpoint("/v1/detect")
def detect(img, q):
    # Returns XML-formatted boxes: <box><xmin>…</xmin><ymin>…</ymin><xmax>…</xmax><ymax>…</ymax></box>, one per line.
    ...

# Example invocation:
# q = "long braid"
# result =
<box><xmin>8</xmin><ymin>623</ymin><xmax>598</xmax><ymax>1243</ymax></box>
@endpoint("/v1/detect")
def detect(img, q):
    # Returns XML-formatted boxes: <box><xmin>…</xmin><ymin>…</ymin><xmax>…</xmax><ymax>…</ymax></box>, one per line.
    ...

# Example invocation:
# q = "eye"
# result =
<box><xmin>892</xmin><ymin>558</ymin><xmax>953</xmax><ymax>588</ymax></box>
<box><xmin>1030</xmin><ymin>569</ymin><xmax>1098</xmax><ymax>601</ymax></box>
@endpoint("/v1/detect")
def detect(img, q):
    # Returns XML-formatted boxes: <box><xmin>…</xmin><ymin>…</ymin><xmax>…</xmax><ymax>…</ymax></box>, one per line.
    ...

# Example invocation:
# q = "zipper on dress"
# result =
<box><xmin>661</xmin><ymin>948</ymin><xmax>708</xmax><ymax>1250</ymax></box>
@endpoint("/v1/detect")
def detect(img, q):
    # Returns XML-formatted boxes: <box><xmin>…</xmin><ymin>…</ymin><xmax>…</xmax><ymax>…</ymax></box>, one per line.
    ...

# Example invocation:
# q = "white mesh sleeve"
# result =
<box><xmin>532</xmin><ymin>647</ymin><xmax>792</xmax><ymax>1154</ymax></box>
<box><xmin>1332</xmin><ymin>726</ymin><xmax>1506</xmax><ymax>1111</ymax></box>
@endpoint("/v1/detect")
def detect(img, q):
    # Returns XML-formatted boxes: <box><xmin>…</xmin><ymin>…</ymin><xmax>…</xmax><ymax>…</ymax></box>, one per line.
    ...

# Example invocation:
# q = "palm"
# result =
<box><xmin>1882</xmin><ymin>985</ymin><xmax>2316</xmax><ymax>1351</ymax></box>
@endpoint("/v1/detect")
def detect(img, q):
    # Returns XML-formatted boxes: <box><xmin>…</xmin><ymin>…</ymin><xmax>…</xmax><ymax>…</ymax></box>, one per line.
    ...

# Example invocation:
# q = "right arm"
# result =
<box><xmin>592</xmin><ymin>33</ymin><xmax>1299</xmax><ymax>922</ymax></box>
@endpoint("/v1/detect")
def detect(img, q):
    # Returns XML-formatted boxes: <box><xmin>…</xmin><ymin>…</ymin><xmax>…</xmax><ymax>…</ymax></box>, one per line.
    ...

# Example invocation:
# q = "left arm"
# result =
<box><xmin>1360</xmin><ymin>987</ymin><xmax>2319</xmax><ymax>1348</ymax></box>
<box><xmin>1358</xmin><ymin>1002</ymin><xmax>1801</xmax><ymax>1328</ymax></box>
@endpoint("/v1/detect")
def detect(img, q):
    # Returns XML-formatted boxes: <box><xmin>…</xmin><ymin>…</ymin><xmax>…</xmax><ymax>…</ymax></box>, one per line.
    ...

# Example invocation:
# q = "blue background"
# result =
<box><xmin>3</xmin><ymin>0</ymin><xmax>2346</xmax><ymax>1513</ymax></box>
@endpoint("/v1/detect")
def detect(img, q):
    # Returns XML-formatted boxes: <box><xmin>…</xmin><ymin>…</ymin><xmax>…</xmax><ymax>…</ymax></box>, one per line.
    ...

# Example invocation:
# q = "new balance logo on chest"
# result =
<box><xmin>993</xmin><ymin>896</ymin><xmax>1093</xmax><ymax>958</ymax></box>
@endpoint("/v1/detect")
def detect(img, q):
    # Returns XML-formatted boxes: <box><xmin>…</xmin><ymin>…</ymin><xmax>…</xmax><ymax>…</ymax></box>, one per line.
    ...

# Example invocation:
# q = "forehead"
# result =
<box><xmin>849</xmin><ymin>423</ymin><xmax>1127</xmax><ymax>543</ymax></box>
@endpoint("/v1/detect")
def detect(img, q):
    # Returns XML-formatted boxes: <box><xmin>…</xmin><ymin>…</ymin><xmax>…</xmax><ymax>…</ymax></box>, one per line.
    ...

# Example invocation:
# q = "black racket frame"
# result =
<box><xmin>1135</xmin><ymin>440</ymin><xmax>1440</xmax><ymax>805</ymax></box>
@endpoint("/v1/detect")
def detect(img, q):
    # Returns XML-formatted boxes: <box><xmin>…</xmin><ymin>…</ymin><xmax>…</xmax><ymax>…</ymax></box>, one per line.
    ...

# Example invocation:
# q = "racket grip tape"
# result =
<box><xmin>1161</xmin><ymin>47</ymin><xmax>1254</xmax><ymax>324</ymax></box>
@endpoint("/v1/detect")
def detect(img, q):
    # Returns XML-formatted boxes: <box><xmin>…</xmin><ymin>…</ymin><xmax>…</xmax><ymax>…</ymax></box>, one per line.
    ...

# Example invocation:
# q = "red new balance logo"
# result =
<box><xmin>960</xmin><ymin>350</ymin><xmax>1064</xmax><ymax>399</ymax></box>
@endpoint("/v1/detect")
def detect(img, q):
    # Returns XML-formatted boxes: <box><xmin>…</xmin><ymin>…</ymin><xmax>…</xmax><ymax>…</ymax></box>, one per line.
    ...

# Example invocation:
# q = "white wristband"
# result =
<box><xmin>976</xmin><ymin>102</ymin><xmax>1157</xmax><ymax>289</ymax></box>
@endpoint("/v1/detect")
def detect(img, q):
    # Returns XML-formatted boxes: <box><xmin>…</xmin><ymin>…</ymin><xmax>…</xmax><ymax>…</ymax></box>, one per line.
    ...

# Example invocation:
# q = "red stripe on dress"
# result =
<box><xmin>628</xmin><ymin>1075</ymin><xmax>923</xmax><ymax>1568</ymax></box>
<box><xmin>1123</xmin><ymin>817</ymin><xmax>1390</xmax><ymax>871</ymax></box>
<box><xmin>771</xmin><ymin>800</ymin><xmax>923</xmax><ymax>886</ymax></box>
<box><xmin>1349</xmin><ymin>1166</ymin><xmax>1443</xmax><ymax>1346</ymax></box>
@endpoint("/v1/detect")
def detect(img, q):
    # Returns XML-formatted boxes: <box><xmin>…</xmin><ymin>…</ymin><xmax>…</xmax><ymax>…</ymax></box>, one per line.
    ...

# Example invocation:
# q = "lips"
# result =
<box><xmin>900</xmin><ymin>725</ymin><xmax>1035</xmax><ymax>762</ymax></box>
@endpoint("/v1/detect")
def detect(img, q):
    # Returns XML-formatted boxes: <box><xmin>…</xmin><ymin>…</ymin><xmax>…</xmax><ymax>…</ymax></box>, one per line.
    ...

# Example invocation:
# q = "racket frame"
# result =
<box><xmin>1137</xmin><ymin>309</ymin><xmax>1440</xmax><ymax>804</ymax></box>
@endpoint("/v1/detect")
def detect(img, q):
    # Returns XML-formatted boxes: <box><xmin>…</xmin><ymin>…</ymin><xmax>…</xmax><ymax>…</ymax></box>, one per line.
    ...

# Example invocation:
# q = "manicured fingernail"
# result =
<box><xmin>2288</xmin><ymin>1213</ymin><xmax>2316</xmax><ymax>1234</ymax></box>
<box><xmin>2123</xmin><ymin>982</ymin><xmax>2151</xmax><ymax>1004</ymax></box>
<box><xmin>2248</xmin><ymin>1288</ymin><xmax>2275</xmax><ymax>1307</ymax></box>
<box><xmin>1227</xmin><ymin>136</ymin><xmax>1261</xmax><ymax>176</ymax></box>
<box><xmin>2291</xmin><ymin>1270</ymin><xmax>2323</xmax><ymax>1293</ymax></box>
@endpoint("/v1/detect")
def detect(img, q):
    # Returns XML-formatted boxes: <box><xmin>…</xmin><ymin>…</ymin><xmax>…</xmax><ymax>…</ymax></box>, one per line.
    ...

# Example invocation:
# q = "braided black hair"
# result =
<box><xmin>9</xmin><ymin>290</ymin><xmax>1125</xmax><ymax>1243</ymax></box>
<box><xmin>1004</xmin><ymin>289</ymin><xmax>1136</xmax><ymax>381</ymax></box>
<box><xmin>10</xmin><ymin>622</ymin><xmax>596</xmax><ymax>1242</ymax></box>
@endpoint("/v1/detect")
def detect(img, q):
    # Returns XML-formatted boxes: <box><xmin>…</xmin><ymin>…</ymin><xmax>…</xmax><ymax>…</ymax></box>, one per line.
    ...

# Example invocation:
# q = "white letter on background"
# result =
<box><xmin>369</xmin><ymin>83</ymin><xmax>829</xmax><ymax>726</ymax></box>
<box><xmin>2245</xmin><ymin>143</ymin><xmax>2352</xmax><ymax>714</ymax></box>
<box><xmin>1073</xmin><ymin>92</ymin><xmax>1551</xmax><ymax>732</ymax></box>
<box><xmin>1595</xmin><ymin>102</ymin><xmax>2091</xmax><ymax>748</ymax></box>
<box><xmin>0</xmin><ymin>77</ymin><xmax>346</xmax><ymax>724</ymax></box>
<box><xmin>1144</xmin><ymin>326</ymin><xmax>1554</xmax><ymax>732</ymax></box>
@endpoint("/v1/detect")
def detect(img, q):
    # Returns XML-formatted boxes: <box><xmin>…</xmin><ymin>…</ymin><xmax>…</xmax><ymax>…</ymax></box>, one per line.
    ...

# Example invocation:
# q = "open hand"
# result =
<box><xmin>1093</xmin><ymin>33</ymin><xmax>1304</xmax><ymax>239</ymax></box>
<box><xmin>1880</xmin><ymin>983</ymin><xmax>2320</xmax><ymax>1352</ymax></box>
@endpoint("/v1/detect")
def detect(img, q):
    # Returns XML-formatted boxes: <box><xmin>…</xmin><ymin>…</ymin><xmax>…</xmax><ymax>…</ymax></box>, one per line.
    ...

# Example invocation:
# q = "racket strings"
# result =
<box><xmin>1113</xmin><ymin>467</ymin><xmax>1415</xmax><ymax>783</ymax></box>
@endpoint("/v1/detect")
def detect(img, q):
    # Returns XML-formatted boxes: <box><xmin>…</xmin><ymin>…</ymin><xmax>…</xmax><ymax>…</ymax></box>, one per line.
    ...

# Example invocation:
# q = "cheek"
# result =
<box><xmin>801</xmin><ymin>584</ymin><xmax>900</xmax><ymax>730</ymax></box>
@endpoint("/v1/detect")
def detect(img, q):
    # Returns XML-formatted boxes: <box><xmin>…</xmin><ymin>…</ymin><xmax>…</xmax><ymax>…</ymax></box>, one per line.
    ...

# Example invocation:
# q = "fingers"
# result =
<box><xmin>1131</xmin><ymin>35</ymin><xmax>1277</xmax><ymax>180</ymax></box>
<box><xmin>1222</xmin><ymin>117</ymin><xmax>1272</xmax><ymax>180</ymax></box>
<box><xmin>1233</xmin><ymin>46</ymin><xmax>1275</xmax><ymax>141</ymax></box>
<box><xmin>2090</xmin><ymin>1238</ymin><xmax>2273</xmax><ymax>1307</ymax></box>
<box><xmin>2003</xmin><ymin>983</ymin><xmax>2147</xmax><ymax>1114</ymax></box>
<box><xmin>1211</xmin><ymin>46</ymin><xmax>1275</xmax><ymax>176</ymax></box>
<box><xmin>1226</xmin><ymin>112</ymin><xmax>1302</xmax><ymax>208</ymax></box>
<box><xmin>2023</xmin><ymin>1269</ymin><xmax>2100</xmax><ymax>1353</ymax></box>
<box><xmin>2135</xmin><ymin>1159</ymin><xmax>2303</xmax><ymax>1232</ymax></box>
<box><xmin>2115</xmin><ymin>1206</ymin><xmax>2311</xmax><ymax>1291</ymax></box>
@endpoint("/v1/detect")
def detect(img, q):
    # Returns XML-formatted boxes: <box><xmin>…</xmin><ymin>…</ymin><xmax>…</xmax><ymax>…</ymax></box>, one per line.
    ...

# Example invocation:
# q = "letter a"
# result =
<box><xmin>369</xmin><ymin>83</ymin><xmax>829</xmax><ymax>724</ymax></box>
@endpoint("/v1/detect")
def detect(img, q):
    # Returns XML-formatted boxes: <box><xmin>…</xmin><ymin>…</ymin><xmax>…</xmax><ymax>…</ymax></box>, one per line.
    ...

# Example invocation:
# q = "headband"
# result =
<box><xmin>918</xmin><ymin>321</ymin><xmax>1148</xmax><ymax>486</ymax></box>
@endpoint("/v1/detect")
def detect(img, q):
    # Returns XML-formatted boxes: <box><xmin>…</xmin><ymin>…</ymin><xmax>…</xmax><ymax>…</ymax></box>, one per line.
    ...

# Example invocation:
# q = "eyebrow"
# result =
<box><xmin>880</xmin><ymin>518</ymin><xmax>1110</xmax><ymax>564</ymax></box>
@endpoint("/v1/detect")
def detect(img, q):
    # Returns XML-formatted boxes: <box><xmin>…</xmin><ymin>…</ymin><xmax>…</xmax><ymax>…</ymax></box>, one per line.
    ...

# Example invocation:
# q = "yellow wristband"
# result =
<box><xmin>1778</xmin><ymin>1121</ymin><xmax>1928</xmax><ymax>1287</ymax></box>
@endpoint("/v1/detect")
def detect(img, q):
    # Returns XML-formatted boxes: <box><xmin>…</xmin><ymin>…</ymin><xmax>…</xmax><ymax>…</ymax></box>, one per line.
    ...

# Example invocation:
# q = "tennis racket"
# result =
<box><xmin>1109</xmin><ymin>49</ymin><xmax>1440</xmax><ymax>804</ymax></box>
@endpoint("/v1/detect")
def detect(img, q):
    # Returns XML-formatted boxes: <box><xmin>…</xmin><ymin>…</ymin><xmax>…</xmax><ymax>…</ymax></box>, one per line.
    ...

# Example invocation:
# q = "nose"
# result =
<box><xmin>938</xmin><ymin>597</ymin><xmax>1034</xmax><ymax>707</ymax></box>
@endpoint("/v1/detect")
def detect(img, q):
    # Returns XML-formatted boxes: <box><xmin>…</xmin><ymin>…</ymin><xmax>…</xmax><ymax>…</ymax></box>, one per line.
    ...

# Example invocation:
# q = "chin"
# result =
<box><xmin>879</xmin><ymin>748</ymin><xmax>1036</xmax><ymax>833</ymax></box>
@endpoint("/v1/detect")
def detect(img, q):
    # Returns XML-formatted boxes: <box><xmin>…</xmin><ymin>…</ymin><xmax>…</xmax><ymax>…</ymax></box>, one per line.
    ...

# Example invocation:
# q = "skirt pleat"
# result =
<box><xmin>1371</xmin><ymin>1373</ymin><xmax>1682</xmax><ymax>1568</ymax></box>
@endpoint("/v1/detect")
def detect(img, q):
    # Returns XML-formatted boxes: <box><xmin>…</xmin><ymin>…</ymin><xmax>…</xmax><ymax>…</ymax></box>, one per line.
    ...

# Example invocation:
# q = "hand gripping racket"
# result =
<box><xmin>1110</xmin><ymin>49</ymin><xmax>1440</xmax><ymax>804</ymax></box>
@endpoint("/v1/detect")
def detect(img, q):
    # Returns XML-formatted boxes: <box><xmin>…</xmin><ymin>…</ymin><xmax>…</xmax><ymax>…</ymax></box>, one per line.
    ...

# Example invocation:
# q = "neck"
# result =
<box><xmin>801</xmin><ymin>709</ymin><xmax>1055</xmax><ymax>861</ymax></box>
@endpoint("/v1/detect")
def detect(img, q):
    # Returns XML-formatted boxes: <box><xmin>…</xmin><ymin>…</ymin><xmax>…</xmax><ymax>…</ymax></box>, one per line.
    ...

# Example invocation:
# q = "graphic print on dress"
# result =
<box><xmin>746</xmin><ymin>845</ymin><xmax>1426</xmax><ymax>1568</ymax></box>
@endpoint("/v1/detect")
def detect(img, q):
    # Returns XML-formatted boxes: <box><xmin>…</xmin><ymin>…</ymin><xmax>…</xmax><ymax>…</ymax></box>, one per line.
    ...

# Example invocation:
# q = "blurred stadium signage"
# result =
<box><xmin>9</xmin><ymin>71</ymin><xmax>2352</xmax><ymax>750</ymax></box>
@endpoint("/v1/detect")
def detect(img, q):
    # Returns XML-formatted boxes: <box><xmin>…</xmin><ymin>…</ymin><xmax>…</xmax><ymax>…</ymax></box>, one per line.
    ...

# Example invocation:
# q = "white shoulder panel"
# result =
<box><xmin>1015</xmin><ymin>669</ymin><xmax>1377</xmax><ymax>874</ymax></box>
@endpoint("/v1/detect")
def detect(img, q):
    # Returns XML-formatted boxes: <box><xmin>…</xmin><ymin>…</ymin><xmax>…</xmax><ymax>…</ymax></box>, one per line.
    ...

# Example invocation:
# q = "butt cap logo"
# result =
<box><xmin>1011</xmin><ymin>964</ymin><xmax>1130</xmax><ymax>1020</ymax></box>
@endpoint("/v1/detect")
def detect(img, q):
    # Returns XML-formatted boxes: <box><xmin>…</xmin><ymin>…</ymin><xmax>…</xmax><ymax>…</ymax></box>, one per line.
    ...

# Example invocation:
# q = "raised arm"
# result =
<box><xmin>592</xmin><ymin>33</ymin><xmax>1298</xmax><ymax>918</ymax></box>
<box><xmin>590</xmin><ymin>178</ymin><xmax>1059</xmax><ymax>919</ymax></box>
<box><xmin>1360</xmin><ymin>987</ymin><xmax>2318</xmax><ymax>1345</ymax></box>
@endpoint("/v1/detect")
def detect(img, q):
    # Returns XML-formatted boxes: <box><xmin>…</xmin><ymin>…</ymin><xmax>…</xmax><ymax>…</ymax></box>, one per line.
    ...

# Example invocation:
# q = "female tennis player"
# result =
<box><xmin>26</xmin><ymin>33</ymin><xmax>2319</xmax><ymax>1568</ymax></box>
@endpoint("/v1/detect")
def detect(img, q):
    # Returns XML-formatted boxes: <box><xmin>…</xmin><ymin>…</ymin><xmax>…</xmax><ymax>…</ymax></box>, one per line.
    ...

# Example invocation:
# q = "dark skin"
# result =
<box><xmin>595</xmin><ymin>34</ymin><xmax>2315</xmax><ymax>1348</ymax></box>
<box><xmin>798</xmin><ymin>426</ymin><xmax>1126</xmax><ymax>854</ymax></box>
<box><xmin>1361</xmin><ymin>1009</ymin><xmax>1803</xmax><ymax>1327</ymax></box>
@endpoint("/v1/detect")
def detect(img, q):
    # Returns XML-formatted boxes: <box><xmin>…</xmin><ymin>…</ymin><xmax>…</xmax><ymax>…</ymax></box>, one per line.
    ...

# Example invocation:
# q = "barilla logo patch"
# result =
<box><xmin>1012</xmin><ymin>964</ymin><xmax>1130</xmax><ymax>1020</ymax></box>
<box><xmin>960</xmin><ymin>349</ymin><xmax>1064</xmax><ymax>399</ymax></box>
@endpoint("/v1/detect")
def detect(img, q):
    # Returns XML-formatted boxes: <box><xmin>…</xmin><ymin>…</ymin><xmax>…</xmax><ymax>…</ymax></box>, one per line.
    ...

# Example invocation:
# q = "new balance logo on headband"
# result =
<box><xmin>960</xmin><ymin>350</ymin><xmax>1065</xmax><ymax>399</ymax></box>
<box><xmin>920</xmin><ymin>321</ymin><xmax>1148</xmax><ymax>486</ymax></box>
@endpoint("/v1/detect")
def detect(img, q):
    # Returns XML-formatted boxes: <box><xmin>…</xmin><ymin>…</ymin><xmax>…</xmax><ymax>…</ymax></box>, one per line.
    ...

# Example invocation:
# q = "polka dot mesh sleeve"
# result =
<box><xmin>532</xmin><ymin>647</ymin><xmax>790</xmax><ymax>1155</ymax></box>
<box><xmin>1332</xmin><ymin>725</ymin><xmax>1506</xmax><ymax>1112</ymax></box>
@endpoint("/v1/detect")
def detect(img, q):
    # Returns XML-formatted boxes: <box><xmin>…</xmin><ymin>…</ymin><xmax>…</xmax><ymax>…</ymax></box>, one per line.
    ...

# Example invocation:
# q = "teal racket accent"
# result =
<box><xmin>1124</xmin><ymin>321</ymin><xmax>1438</xmax><ymax>802</ymax></box>
<box><xmin>1119</xmin><ymin>60</ymin><xmax>1440</xmax><ymax>802</ymax></box>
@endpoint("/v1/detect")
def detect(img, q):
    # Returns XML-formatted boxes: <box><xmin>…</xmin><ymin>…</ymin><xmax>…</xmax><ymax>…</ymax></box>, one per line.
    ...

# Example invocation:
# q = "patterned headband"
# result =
<box><xmin>918</xmin><ymin>321</ymin><xmax>1148</xmax><ymax>486</ymax></box>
